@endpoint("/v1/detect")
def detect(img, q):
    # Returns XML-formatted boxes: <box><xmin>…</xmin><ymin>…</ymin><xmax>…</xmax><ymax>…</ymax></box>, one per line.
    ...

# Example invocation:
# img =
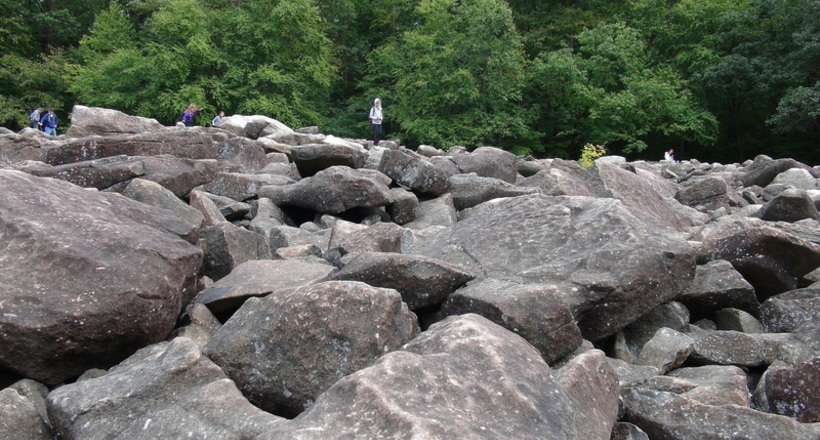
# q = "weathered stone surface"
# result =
<box><xmin>517</xmin><ymin>158</ymin><xmax>548</xmax><ymax>177</ymax></box>
<box><xmin>204</xmin><ymin>281</ymin><xmax>419</xmax><ymax>418</ymax></box>
<box><xmin>635</xmin><ymin>328</ymin><xmax>693</xmax><ymax>374</ymax></box>
<box><xmin>258</xmin><ymin>166</ymin><xmax>393</xmax><ymax>214</ymax></box>
<box><xmin>555</xmin><ymin>350</ymin><xmax>619</xmax><ymax>440</ymax></box>
<box><xmin>618</xmin><ymin>301</ymin><xmax>690</xmax><ymax>363</ymax></box>
<box><xmin>698</xmin><ymin>226</ymin><xmax>820</xmax><ymax>300</ymax></box>
<box><xmin>606</xmin><ymin>358</ymin><xmax>659</xmax><ymax>388</ymax></box>
<box><xmin>622</xmin><ymin>388</ymin><xmax>820</xmax><ymax>440</ymax></box>
<box><xmin>517</xmin><ymin>163</ymin><xmax>595</xmax><ymax>197</ymax></box>
<box><xmin>416</xmin><ymin>194</ymin><xmax>696</xmax><ymax>341</ymax></box>
<box><xmin>776</xmin><ymin>323</ymin><xmax>820</xmax><ymax>365</ymax></box>
<box><xmin>65</xmin><ymin>105</ymin><xmax>165</xmax><ymax>138</ymax></box>
<box><xmin>196</xmin><ymin>259</ymin><xmax>334</xmax><ymax>314</ymax></box>
<box><xmin>198</xmin><ymin>223</ymin><xmax>271</xmax><ymax>281</ymax></box>
<box><xmin>169</xmin><ymin>303</ymin><xmax>221</xmax><ymax>349</ymax></box>
<box><xmin>43</xmin><ymin>130</ymin><xmax>268</xmax><ymax>171</ymax></box>
<box><xmin>201</xmin><ymin>172</ymin><xmax>294</xmax><ymax>201</ymax></box>
<box><xmin>584</xmin><ymin>161</ymin><xmax>694</xmax><ymax>231</ymax></box>
<box><xmin>448</xmin><ymin>173</ymin><xmax>539</xmax><ymax>210</ymax></box>
<box><xmin>759</xmin><ymin>188</ymin><xmax>820</xmax><ymax>222</ymax></box>
<box><xmin>378</xmin><ymin>148</ymin><xmax>452</xmax><ymax>196</ymax></box>
<box><xmin>439</xmin><ymin>279</ymin><xmax>582</xmax><ymax>364</ymax></box>
<box><xmin>189</xmin><ymin>190</ymin><xmax>229</xmax><ymax>226</ymax></box>
<box><xmin>0</xmin><ymin>171</ymin><xmax>203</xmax><ymax>385</ymax></box>
<box><xmin>771</xmin><ymin>167</ymin><xmax>819</xmax><ymax>190</ymax></box>
<box><xmin>328</xmin><ymin>221</ymin><xmax>412</xmax><ymax>254</ymax></box>
<box><xmin>47</xmin><ymin>337</ymin><xmax>285</xmax><ymax>440</ymax></box>
<box><xmin>219</xmin><ymin>114</ymin><xmax>293</xmax><ymax>140</ymax></box>
<box><xmin>291</xmin><ymin>143</ymin><xmax>368</xmax><ymax>177</ymax></box>
<box><xmin>404</xmin><ymin>193</ymin><xmax>458</xmax><ymax>230</ymax></box>
<box><xmin>266</xmin><ymin>224</ymin><xmax>329</xmax><ymax>254</ymax></box>
<box><xmin>741</xmin><ymin>156</ymin><xmax>817</xmax><ymax>188</ymax></box>
<box><xmin>331</xmin><ymin>252</ymin><xmax>474</xmax><ymax>310</ymax></box>
<box><xmin>122</xmin><ymin>178</ymin><xmax>205</xmax><ymax>231</ymax></box>
<box><xmin>678</xmin><ymin>259</ymin><xmax>760</xmax><ymax>319</ymax></box>
<box><xmin>666</xmin><ymin>365</ymin><xmax>751</xmax><ymax>406</ymax></box>
<box><xmin>715</xmin><ymin>307</ymin><xmax>764</xmax><ymax>333</ymax></box>
<box><xmin>386</xmin><ymin>187</ymin><xmax>418</xmax><ymax>224</ymax></box>
<box><xmin>451</xmin><ymin>146</ymin><xmax>518</xmax><ymax>183</ymax></box>
<box><xmin>689</xmin><ymin>330</ymin><xmax>768</xmax><ymax>367</ymax></box>
<box><xmin>674</xmin><ymin>176</ymin><xmax>728</xmax><ymax>210</ymax></box>
<box><xmin>761</xmin><ymin>285</ymin><xmax>820</xmax><ymax>332</ymax></box>
<box><xmin>26</xmin><ymin>155</ymin><xmax>146</xmax><ymax>190</ymax></box>
<box><xmin>416</xmin><ymin>144</ymin><xmax>445</xmax><ymax>157</ymax></box>
<box><xmin>0</xmin><ymin>380</ymin><xmax>52</xmax><ymax>440</ymax></box>
<box><xmin>755</xmin><ymin>358</ymin><xmax>820</xmax><ymax>422</ymax></box>
<box><xmin>261</xmin><ymin>314</ymin><xmax>601</xmax><ymax>440</ymax></box>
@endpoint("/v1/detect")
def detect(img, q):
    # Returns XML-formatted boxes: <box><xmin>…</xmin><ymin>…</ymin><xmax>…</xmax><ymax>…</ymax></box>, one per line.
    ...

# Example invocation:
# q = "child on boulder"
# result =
<box><xmin>181</xmin><ymin>104</ymin><xmax>201</xmax><ymax>127</ymax></box>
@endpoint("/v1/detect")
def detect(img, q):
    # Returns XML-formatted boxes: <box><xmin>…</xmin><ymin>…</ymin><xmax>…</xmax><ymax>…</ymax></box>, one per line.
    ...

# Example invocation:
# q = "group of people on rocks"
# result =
<box><xmin>28</xmin><ymin>108</ymin><xmax>59</xmax><ymax>136</ymax></box>
<box><xmin>27</xmin><ymin>98</ymin><xmax>386</xmax><ymax>146</ymax></box>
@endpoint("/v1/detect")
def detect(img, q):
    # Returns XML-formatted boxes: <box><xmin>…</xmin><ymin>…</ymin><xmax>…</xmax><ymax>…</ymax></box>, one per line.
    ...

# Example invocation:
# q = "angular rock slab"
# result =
<box><xmin>204</xmin><ymin>281</ymin><xmax>419</xmax><ymax>418</ymax></box>
<box><xmin>761</xmin><ymin>285</ymin><xmax>820</xmax><ymax>332</ymax></box>
<box><xmin>755</xmin><ymin>358</ymin><xmax>820</xmax><ymax>423</ymax></box>
<box><xmin>698</xmin><ymin>226</ymin><xmax>820</xmax><ymax>300</ymax></box>
<box><xmin>195</xmin><ymin>258</ymin><xmax>335</xmax><ymax>314</ymax></box>
<box><xmin>331</xmin><ymin>252</ymin><xmax>474</xmax><ymax>310</ymax></box>
<box><xmin>678</xmin><ymin>259</ymin><xmax>760</xmax><ymax>319</ymax></box>
<box><xmin>416</xmin><ymin>194</ymin><xmax>696</xmax><ymax>341</ymax></box>
<box><xmin>65</xmin><ymin>105</ymin><xmax>165</xmax><ymax>138</ymax></box>
<box><xmin>291</xmin><ymin>143</ymin><xmax>368</xmax><ymax>177</ymax></box>
<box><xmin>46</xmin><ymin>337</ymin><xmax>285</xmax><ymax>440</ymax></box>
<box><xmin>439</xmin><ymin>278</ymin><xmax>582</xmax><ymax>364</ymax></box>
<box><xmin>0</xmin><ymin>382</ymin><xmax>52</xmax><ymax>440</ymax></box>
<box><xmin>0</xmin><ymin>171</ymin><xmax>203</xmax><ymax>385</ymax></box>
<box><xmin>759</xmin><ymin>188</ymin><xmax>820</xmax><ymax>222</ymax></box>
<box><xmin>555</xmin><ymin>349</ymin><xmax>619</xmax><ymax>440</ymax></box>
<box><xmin>448</xmin><ymin>173</ymin><xmax>539</xmax><ymax>210</ymax></box>
<box><xmin>378</xmin><ymin>148</ymin><xmax>451</xmax><ymax>196</ymax></box>
<box><xmin>198</xmin><ymin>223</ymin><xmax>272</xmax><ymax>281</ymax></box>
<box><xmin>451</xmin><ymin>146</ymin><xmax>519</xmax><ymax>183</ymax></box>
<box><xmin>622</xmin><ymin>388</ymin><xmax>820</xmax><ymax>440</ymax></box>
<box><xmin>258</xmin><ymin>166</ymin><xmax>393</xmax><ymax>214</ymax></box>
<box><xmin>262</xmin><ymin>314</ymin><xmax>603</xmax><ymax>440</ymax></box>
<box><xmin>689</xmin><ymin>330</ymin><xmax>768</xmax><ymax>368</ymax></box>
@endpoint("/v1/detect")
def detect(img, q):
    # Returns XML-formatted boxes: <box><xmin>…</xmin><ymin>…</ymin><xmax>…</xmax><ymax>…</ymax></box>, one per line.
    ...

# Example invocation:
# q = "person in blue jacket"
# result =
<box><xmin>39</xmin><ymin>109</ymin><xmax>58</xmax><ymax>136</ymax></box>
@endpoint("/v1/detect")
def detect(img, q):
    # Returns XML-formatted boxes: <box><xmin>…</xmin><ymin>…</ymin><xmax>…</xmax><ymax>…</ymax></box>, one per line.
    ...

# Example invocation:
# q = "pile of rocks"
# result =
<box><xmin>0</xmin><ymin>106</ymin><xmax>818</xmax><ymax>439</ymax></box>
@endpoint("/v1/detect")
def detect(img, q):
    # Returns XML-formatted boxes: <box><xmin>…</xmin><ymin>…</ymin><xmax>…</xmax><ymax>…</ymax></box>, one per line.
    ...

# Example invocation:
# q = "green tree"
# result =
<box><xmin>365</xmin><ymin>0</ymin><xmax>530</xmax><ymax>150</ymax></box>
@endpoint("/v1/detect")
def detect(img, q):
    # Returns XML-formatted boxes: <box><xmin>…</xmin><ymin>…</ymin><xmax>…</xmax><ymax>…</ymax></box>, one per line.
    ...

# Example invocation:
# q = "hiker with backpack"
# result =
<box><xmin>38</xmin><ymin>109</ymin><xmax>58</xmax><ymax>136</ymax></box>
<box><xmin>369</xmin><ymin>98</ymin><xmax>383</xmax><ymax>147</ymax></box>
<box><xmin>29</xmin><ymin>108</ymin><xmax>41</xmax><ymax>129</ymax></box>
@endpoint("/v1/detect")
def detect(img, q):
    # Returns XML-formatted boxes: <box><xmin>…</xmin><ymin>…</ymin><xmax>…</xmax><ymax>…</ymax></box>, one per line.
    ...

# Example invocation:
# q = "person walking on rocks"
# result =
<box><xmin>29</xmin><ymin>108</ymin><xmax>41</xmax><ymax>129</ymax></box>
<box><xmin>181</xmin><ymin>103</ymin><xmax>201</xmax><ymax>127</ymax></box>
<box><xmin>369</xmin><ymin>98</ymin><xmax>383</xmax><ymax>147</ymax></box>
<box><xmin>38</xmin><ymin>109</ymin><xmax>58</xmax><ymax>136</ymax></box>
<box><xmin>211</xmin><ymin>110</ymin><xmax>225</xmax><ymax>128</ymax></box>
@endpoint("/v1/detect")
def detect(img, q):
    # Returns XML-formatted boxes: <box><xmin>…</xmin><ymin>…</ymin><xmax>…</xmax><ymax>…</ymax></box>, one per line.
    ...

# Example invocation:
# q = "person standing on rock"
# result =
<box><xmin>29</xmin><ymin>108</ymin><xmax>41</xmax><ymax>129</ymax></box>
<box><xmin>211</xmin><ymin>110</ymin><xmax>225</xmax><ymax>128</ymax></box>
<box><xmin>369</xmin><ymin>98</ymin><xmax>383</xmax><ymax>147</ymax></box>
<box><xmin>38</xmin><ymin>109</ymin><xmax>58</xmax><ymax>136</ymax></box>
<box><xmin>664</xmin><ymin>149</ymin><xmax>675</xmax><ymax>162</ymax></box>
<box><xmin>181</xmin><ymin>103</ymin><xmax>201</xmax><ymax>127</ymax></box>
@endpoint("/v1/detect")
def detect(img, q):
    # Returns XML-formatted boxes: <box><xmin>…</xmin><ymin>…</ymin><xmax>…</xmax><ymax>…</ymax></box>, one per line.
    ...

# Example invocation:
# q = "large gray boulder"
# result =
<box><xmin>448</xmin><ymin>173</ymin><xmax>539</xmax><ymax>210</ymax></box>
<box><xmin>201</xmin><ymin>171</ymin><xmax>294</xmax><ymax>201</ymax></box>
<box><xmin>378</xmin><ymin>148</ymin><xmax>451</xmax><ymax>196</ymax></box>
<box><xmin>122</xmin><ymin>178</ymin><xmax>205</xmax><ymax>231</ymax></box>
<box><xmin>204</xmin><ymin>281</ymin><xmax>419</xmax><ymax>418</ymax></box>
<box><xmin>0</xmin><ymin>380</ymin><xmax>52</xmax><ymax>440</ymax></box>
<box><xmin>666</xmin><ymin>365</ymin><xmax>751</xmax><ymax>406</ymax></box>
<box><xmin>451</xmin><ymin>146</ymin><xmax>518</xmax><ymax>183</ymax></box>
<box><xmin>741</xmin><ymin>156</ymin><xmax>817</xmax><ymax>188</ymax></box>
<box><xmin>258</xmin><ymin>166</ymin><xmax>393</xmax><ymax>214</ymax></box>
<box><xmin>584</xmin><ymin>161</ymin><xmax>694</xmax><ymax>231</ymax></box>
<box><xmin>291</xmin><ymin>143</ymin><xmax>368</xmax><ymax>177</ymax></box>
<box><xmin>195</xmin><ymin>258</ymin><xmax>335</xmax><ymax>315</ymax></box>
<box><xmin>415</xmin><ymin>194</ymin><xmax>696</xmax><ymax>341</ymax></box>
<box><xmin>635</xmin><ymin>328</ymin><xmax>694</xmax><ymax>374</ymax></box>
<box><xmin>404</xmin><ymin>193</ymin><xmax>458</xmax><ymax>230</ymax></box>
<box><xmin>758</xmin><ymin>188</ymin><xmax>820</xmax><ymax>222</ymax></box>
<box><xmin>517</xmin><ymin>162</ymin><xmax>595</xmax><ymax>197</ymax></box>
<box><xmin>218</xmin><ymin>114</ymin><xmax>293</xmax><ymax>140</ymax></box>
<box><xmin>261</xmin><ymin>314</ymin><xmax>605</xmax><ymax>440</ymax></box>
<box><xmin>47</xmin><ymin>337</ymin><xmax>285</xmax><ymax>440</ymax></box>
<box><xmin>689</xmin><ymin>330</ymin><xmax>768</xmax><ymax>367</ymax></box>
<box><xmin>674</xmin><ymin>176</ymin><xmax>729</xmax><ymax>211</ymax></box>
<box><xmin>761</xmin><ymin>285</ymin><xmax>820</xmax><ymax>332</ymax></box>
<box><xmin>0</xmin><ymin>171</ymin><xmax>203</xmax><ymax>385</ymax></box>
<box><xmin>616</xmin><ymin>301</ymin><xmax>690</xmax><ymax>363</ymax></box>
<box><xmin>64</xmin><ymin>105</ymin><xmax>165</xmax><ymax>138</ymax></box>
<box><xmin>439</xmin><ymin>279</ymin><xmax>583</xmax><ymax>364</ymax></box>
<box><xmin>198</xmin><ymin>223</ymin><xmax>271</xmax><ymax>281</ymax></box>
<box><xmin>755</xmin><ymin>359</ymin><xmax>820</xmax><ymax>422</ymax></box>
<box><xmin>331</xmin><ymin>252</ymin><xmax>474</xmax><ymax>310</ymax></box>
<box><xmin>43</xmin><ymin>130</ymin><xmax>268</xmax><ymax>171</ymax></box>
<box><xmin>622</xmin><ymin>388</ymin><xmax>820</xmax><ymax>440</ymax></box>
<box><xmin>554</xmin><ymin>349</ymin><xmax>620</xmax><ymax>440</ymax></box>
<box><xmin>678</xmin><ymin>259</ymin><xmax>760</xmax><ymax>319</ymax></box>
<box><xmin>698</xmin><ymin>226</ymin><xmax>820</xmax><ymax>300</ymax></box>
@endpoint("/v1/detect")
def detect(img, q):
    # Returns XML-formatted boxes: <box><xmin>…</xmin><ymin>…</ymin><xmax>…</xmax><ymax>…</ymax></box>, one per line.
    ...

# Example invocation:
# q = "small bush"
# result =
<box><xmin>579</xmin><ymin>143</ymin><xmax>606</xmax><ymax>168</ymax></box>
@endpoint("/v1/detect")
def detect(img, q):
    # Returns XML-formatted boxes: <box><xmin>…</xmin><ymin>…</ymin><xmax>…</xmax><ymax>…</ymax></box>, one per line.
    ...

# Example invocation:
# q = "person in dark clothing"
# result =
<box><xmin>39</xmin><ymin>109</ymin><xmax>58</xmax><ymax>136</ymax></box>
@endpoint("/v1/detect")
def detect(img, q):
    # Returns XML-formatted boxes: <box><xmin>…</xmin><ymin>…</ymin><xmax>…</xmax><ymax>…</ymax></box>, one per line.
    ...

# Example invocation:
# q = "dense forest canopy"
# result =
<box><xmin>1</xmin><ymin>0</ymin><xmax>817</xmax><ymax>164</ymax></box>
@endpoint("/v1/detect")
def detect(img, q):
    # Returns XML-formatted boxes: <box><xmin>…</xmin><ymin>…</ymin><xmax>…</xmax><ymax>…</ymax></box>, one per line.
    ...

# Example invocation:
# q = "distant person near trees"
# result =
<box><xmin>369</xmin><ymin>98</ymin><xmax>383</xmax><ymax>147</ymax></box>
<box><xmin>38</xmin><ymin>109</ymin><xmax>58</xmax><ymax>136</ymax></box>
<box><xmin>211</xmin><ymin>110</ymin><xmax>225</xmax><ymax>128</ymax></box>
<box><xmin>29</xmin><ymin>108</ymin><xmax>41</xmax><ymax>129</ymax></box>
<box><xmin>181</xmin><ymin>103</ymin><xmax>201</xmax><ymax>127</ymax></box>
<box><xmin>664</xmin><ymin>149</ymin><xmax>675</xmax><ymax>162</ymax></box>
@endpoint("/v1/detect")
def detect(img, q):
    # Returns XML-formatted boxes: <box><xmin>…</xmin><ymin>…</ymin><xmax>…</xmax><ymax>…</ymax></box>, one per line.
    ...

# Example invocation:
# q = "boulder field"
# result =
<box><xmin>1</xmin><ymin>106</ymin><xmax>819</xmax><ymax>439</ymax></box>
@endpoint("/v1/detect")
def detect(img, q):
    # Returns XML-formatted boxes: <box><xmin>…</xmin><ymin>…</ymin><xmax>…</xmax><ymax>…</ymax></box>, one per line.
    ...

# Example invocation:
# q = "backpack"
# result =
<box><xmin>29</xmin><ymin>110</ymin><xmax>39</xmax><ymax>122</ymax></box>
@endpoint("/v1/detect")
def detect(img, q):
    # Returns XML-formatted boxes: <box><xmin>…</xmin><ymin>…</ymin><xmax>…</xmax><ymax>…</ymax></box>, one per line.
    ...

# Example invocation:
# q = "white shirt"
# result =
<box><xmin>369</xmin><ymin>107</ymin><xmax>383</xmax><ymax>124</ymax></box>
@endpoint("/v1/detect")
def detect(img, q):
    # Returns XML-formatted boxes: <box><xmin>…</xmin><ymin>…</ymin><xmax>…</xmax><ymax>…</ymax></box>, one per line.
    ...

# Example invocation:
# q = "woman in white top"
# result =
<box><xmin>369</xmin><ymin>98</ymin><xmax>383</xmax><ymax>147</ymax></box>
